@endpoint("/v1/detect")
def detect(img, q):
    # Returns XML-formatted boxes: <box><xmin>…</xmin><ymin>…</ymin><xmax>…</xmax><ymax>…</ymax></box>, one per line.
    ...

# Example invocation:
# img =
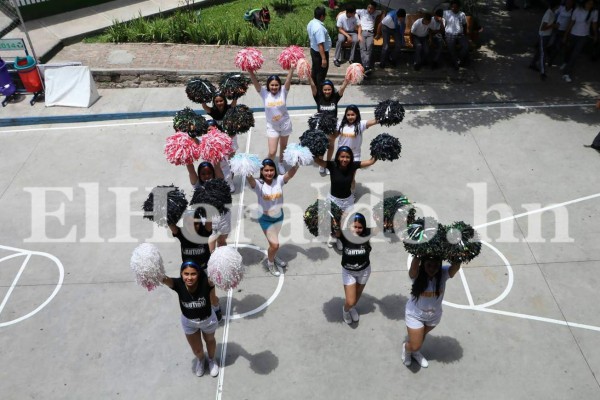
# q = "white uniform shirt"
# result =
<box><xmin>411</xmin><ymin>18</ymin><xmax>431</xmax><ymax>37</ymax></box>
<box><xmin>337</xmin><ymin>120</ymin><xmax>368</xmax><ymax>160</ymax></box>
<box><xmin>539</xmin><ymin>9</ymin><xmax>556</xmax><ymax>36</ymax></box>
<box><xmin>337</xmin><ymin>13</ymin><xmax>359</xmax><ymax>32</ymax></box>
<box><xmin>556</xmin><ymin>6</ymin><xmax>573</xmax><ymax>31</ymax></box>
<box><xmin>254</xmin><ymin>175</ymin><xmax>285</xmax><ymax>216</ymax></box>
<box><xmin>430</xmin><ymin>17</ymin><xmax>444</xmax><ymax>32</ymax></box>
<box><xmin>570</xmin><ymin>7</ymin><xmax>598</xmax><ymax>37</ymax></box>
<box><xmin>405</xmin><ymin>265</ymin><xmax>451</xmax><ymax>320</ymax></box>
<box><xmin>443</xmin><ymin>10</ymin><xmax>467</xmax><ymax>35</ymax></box>
<box><xmin>260</xmin><ymin>87</ymin><xmax>290</xmax><ymax>130</ymax></box>
<box><xmin>356</xmin><ymin>9</ymin><xmax>382</xmax><ymax>31</ymax></box>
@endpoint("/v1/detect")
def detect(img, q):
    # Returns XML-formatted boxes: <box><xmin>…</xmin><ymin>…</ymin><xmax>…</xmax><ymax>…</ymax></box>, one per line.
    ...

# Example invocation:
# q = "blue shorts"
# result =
<box><xmin>258</xmin><ymin>212</ymin><xmax>284</xmax><ymax>231</ymax></box>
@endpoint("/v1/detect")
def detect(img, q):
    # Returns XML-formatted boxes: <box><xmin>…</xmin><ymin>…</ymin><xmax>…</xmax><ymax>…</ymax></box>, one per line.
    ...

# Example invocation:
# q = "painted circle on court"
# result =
<box><xmin>405</xmin><ymin>240</ymin><xmax>514</xmax><ymax>310</ymax></box>
<box><xmin>228</xmin><ymin>243</ymin><xmax>284</xmax><ymax>320</ymax></box>
<box><xmin>0</xmin><ymin>248</ymin><xmax>64</xmax><ymax>328</ymax></box>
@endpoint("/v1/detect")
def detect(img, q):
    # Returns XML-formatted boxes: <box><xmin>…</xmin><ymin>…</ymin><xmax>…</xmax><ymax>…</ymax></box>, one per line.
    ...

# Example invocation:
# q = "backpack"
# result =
<box><xmin>244</xmin><ymin>7</ymin><xmax>270</xmax><ymax>30</ymax></box>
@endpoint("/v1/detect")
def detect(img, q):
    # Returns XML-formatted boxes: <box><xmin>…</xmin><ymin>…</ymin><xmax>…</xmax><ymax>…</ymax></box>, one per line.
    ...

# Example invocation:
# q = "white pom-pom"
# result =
<box><xmin>207</xmin><ymin>246</ymin><xmax>245</xmax><ymax>290</ymax></box>
<box><xmin>295</xmin><ymin>58</ymin><xmax>311</xmax><ymax>80</ymax></box>
<box><xmin>130</xmin><ymin>243</ymin><xmax>165</xmax><ymax>291</ymax></box>
<box><xmin>345</xmin><ymin>63</ymin><xmax>365</xmax><ymax>85</ymax></box>
<box><xmin>283</xmin><ymin>143</ymin><xmax>313</xmax><ymax>166</ymax></box>
<box><xmin>230</xmin><ymin>153</ymin><xmax>262</xmax><ymax>176</ymax></box>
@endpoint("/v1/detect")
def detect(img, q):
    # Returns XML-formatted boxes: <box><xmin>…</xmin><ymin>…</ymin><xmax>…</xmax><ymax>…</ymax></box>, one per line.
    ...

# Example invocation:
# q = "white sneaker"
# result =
<box><xmin>319</xmin><ymin>166</ymin><xmax>326</xmax><ymax>174</ymax></box>
<box><xmin>325</xmin><ymin>168</ymin><xmax>330</xmax><ymax>175</ymax></box>
<box><xmin>274</xmin><ymin>256</ymin><xmax>287</xmax><ymax>268</ymax></box>
<box><xmin>562</xmin><ymin>74</ymin><xmax>572</xmax><ymax>82</ymax></box>
<box><xmin>265</xmin><ymin>260</ymin><xmax>281</xmax><ymax>277</ymax></box>
<box><xmin>349</xmin><ymin>307</ymin><xmax>359</xmax><ymax>322</ymax></box>
<box><xmin>336</xmin><ymin>239</ymin><xmax>343</xmax><ymax>251</ymax></box>
<box><xmin>412</xmin><ymin>351</ymin><xmax>428</xmax><ymax>368</ymax></box>
<box><xmin>342</xmin><ymin>306</ymin><xmax>352</xmax><ymax>324</ymax></box>
<box><xmin>208</xmin><ymin>358</ymin><xmax>219</xmax><ymax>377</ymax></box>
<box><xmin>402</xmin><ymin>342</ymin><xmax>412</xmax><ymax>367</ymax></box>
<box><xmin>196</xmin><ymin>357</ymin><xmax>205</xmax><ymax>377</ymax></box>
<box><xmin>277</xmin><ymin>162</ymin><xmax>286</xmax><ymax>175</ymax></box>
<box><xmin>327</xmin><ymin>236</ymin><xmax>335</xmax><ymax>248</ymax></box>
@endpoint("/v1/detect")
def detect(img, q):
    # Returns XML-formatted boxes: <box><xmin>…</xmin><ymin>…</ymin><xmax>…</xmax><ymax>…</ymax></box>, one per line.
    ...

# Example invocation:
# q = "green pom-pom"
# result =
<box><xmin>173</xmin><ymin>107</ymin><xmax>208</xmax><ymax>138</ymax></box>
<box><xmin>373</xmin><ymin>194</ymin><xmax>416</xmax><ymax>233</ymax></box>
<box><xmin>402</xmin><ymin>217</ymin><xmax>448</xmax><ymax>259</ymax></box>
<box><xmin>303</xmin><ymin>199</ymin><xmax>343</xmax><ymax>237</ymax></box>
<box><xmin>445</xmin><ymin>221</ymin><xmax>481</xmax><ymax>263</ymax></box>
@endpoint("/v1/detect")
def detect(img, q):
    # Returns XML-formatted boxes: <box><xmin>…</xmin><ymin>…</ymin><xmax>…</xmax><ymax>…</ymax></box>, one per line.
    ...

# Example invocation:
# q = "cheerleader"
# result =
<box><xmin>248</xmin><ymin>69</ymin><xmax>294</xmax><ymax>174</ymax></box>
<box><xmin>337</xmin><ymin>105</ymin><xmax>379</xmax><ymax>161</ymax></box>
<box><xmin>246</xmin><ymin>158</ymin><xmax>299</xmax><ymax>276</ymax></box>
<box><xmin>403</xmin><ymin>256</ymin><xmax>462</xmax><ymax>368</ymax></box>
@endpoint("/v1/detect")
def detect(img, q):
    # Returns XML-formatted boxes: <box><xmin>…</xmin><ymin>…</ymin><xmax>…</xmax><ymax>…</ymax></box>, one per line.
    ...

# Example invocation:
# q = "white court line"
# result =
<box><xmin>0</xmin><ymin>253</ymin><xmax>31</xmax><ymax>315</ymax></box>
<box><xmin>457</xmin><ymin>269</ymin><xmax>475</xmax><ymax>307</ymax></box>
<box><xmin>474</xmin><ymin>192</ymin><xmax>600</xmax><ymax>229</ymax></box>
<box><xmin>2</xmin><ymin>101</ymin><xmax>595</xmax><ymax>134</ymax></box>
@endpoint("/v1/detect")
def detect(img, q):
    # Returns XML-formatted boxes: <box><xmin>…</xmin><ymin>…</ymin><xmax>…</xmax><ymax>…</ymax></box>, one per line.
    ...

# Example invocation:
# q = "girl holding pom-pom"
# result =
<box><xmin>201</xmin><ymin>93</ymin><xmax>238</xmax><ymax>193</ymax></box>
<box><xmin>160</xmin><ymin>259</ymin><xmax>220</xmax><ymax>378</ymax></box>
<box><xmin>313</xmin><ymin>146</ymin><xmax>376</xmax><ymax>249</ymax></box>
<box><xmin>185</xmin><ymin>161</ymin><xmax>232</xmax><ymax>254</ymax></box>
<box><xmin>248</xmin><ymin>69</ymin><xmax>294</xmax><ymax>175</ymax></box>
<box><xmin>308</xmin><ymin>76</ymin><xmax>349</xmax><ymax>174</ymax></box>
<box><xmin>402</xmin><ymin>256</ymin><xmax>462</xmax><ymax>368</ymax></box>
<box><xmin>246</xmin><ymin>158</ymin><xmax>299</xmax><ymax>276</ymax></box>
<box><xmin>337</xmin><ymin>105</ymin><xmax>380</xmax><ymax>161</ymax></box>
<box><xmin>333</xmin><ymin>212</ymin><xmax>376</xmax><ymax>325</ymax></box>
<box><xmin>168</xmin><ymin>207</ymin><xmax>222</xmax><ymax>321</ymax></box>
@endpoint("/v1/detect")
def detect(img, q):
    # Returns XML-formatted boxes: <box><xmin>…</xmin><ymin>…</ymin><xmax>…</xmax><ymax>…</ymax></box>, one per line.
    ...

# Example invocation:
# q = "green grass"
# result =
<box><xmin>82</xmin><ymin>0</ymin><xmax>365</xmax><ymax>46</ymax></box>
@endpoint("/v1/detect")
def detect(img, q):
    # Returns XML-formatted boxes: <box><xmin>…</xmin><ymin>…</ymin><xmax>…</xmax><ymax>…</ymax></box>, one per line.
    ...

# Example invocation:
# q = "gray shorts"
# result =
<box><xmin>342</xmin><ymin>265</ymin><xmax>371</xmax><ymax>285</ymax></box>
<box><xmin>180</xmin><ymin>310</ymin><xmax>218</xmax><ymax>335</ymax></box>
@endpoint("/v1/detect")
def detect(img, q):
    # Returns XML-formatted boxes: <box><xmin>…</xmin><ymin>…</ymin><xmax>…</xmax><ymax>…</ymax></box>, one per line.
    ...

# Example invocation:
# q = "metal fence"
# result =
<box><xmin>15</xmin><ymin>0</ymin><xmax>49</xmax><ymax>6</ymax></box>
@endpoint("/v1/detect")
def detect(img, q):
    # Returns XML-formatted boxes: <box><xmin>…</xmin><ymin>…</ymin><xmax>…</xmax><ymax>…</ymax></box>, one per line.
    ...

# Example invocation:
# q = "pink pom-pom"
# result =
<box><xmin>296</xmin><ymin>58</ymin><xmax>311</xmax><ymax>80</ymax></box>
<box><xmin>345</xmin><ymin>63</ymin><xmax>365</xmax><ymax>85</ymax></box>
<box><xmin>199</xmin><ymin>127</ymin><xmax>233</xmax><ymax>164</ymax></box>
<box><xmin>235</xmin><ymin>47</ymin><xmax>265</xmax><ymax>72</ymax></box>
<box><xmin>278</xmin><ymin>45</ymin><xmax>305</xmax><ymax>70</ymax></box>
<box><xmin>164</xmin><ymin>132</ymin><xmax>201</xmax><ymax>165</ymax></box>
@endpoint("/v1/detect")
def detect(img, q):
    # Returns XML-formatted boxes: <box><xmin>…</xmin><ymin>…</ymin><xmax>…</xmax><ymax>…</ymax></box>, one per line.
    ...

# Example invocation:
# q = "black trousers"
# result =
<box><xmin>310</xmin><ymin>48</ymin><xmax>329</xmax><ymax>87</ymax></box>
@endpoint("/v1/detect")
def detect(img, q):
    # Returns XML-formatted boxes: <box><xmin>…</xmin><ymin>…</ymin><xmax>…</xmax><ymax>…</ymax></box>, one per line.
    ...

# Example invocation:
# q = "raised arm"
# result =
<box><xmin>359</xmin><ymin>157</ymin><xmax>377</xmax><ymax>168</ymax></box>
<box><xmin>308</xmin><ymin>73</ymin><xmax>318</xmax><ymax>97</ymax></box>
<box><xmin>408</xmin><ymin>256</ymin><xmax>420</xmax><ymax>279</ymax></box>
<box><xmin>201</xmin><ymin>102</ymin><xmax>212</xmax><ymax>114</ymax></box>
<box><xmin>231</xmin><ymin>98</ymin><xmax>238</xmax><ymax>107</ymax></box>
<box><xmin>448</xmin><ymin>261</ymin><xmax>462</xmax><ymax>278</ymax></box>
<box><xmin>283</xmin><ymin>164</ymin><xmax>299</xmax><ymax>183</ymax></box>
<box><xmin>161</xmin><ymin>275</ymin><xmax>174</xmax><ymax>289</ymax></box>
<box><xmin>313</xmin><ymin>155</ymin><xmax>328</xmax><ymax>168</ymax></box>
<box><xmin>338</xmin><ymin>78</ymin><xmax>349</xmax><ymax>97</ymax></box>
<box><xmin>248</xmin><ymin>70</ymin><xmax>262</xmax><ymax>93</ymax></box>
<box><xmin>246</xmin><ymin>174</ymin><xmax>257</xmax><ymax>189</ymax></box>
<box><xmin>168</xmin><ymin>223</ymin><xmax>180</xmax><ymax>236</ymax></box>
<box><xmin>187</xmin><ymin>163</ymin><xmax>199</xmax><ymax>186</ymax></box>
<box><xmin>284</xmin><ymin>68</ymin><xmax>293</xmax><ymax>92</ymax></box>
<box><xmin>365</xmin><ymin>118</ymin><xmax>379</xmax><ymax>129</ymax></box>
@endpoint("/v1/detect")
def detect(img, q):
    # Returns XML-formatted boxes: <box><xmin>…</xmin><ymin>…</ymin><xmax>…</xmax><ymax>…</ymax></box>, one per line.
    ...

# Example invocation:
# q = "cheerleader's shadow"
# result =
<box><xmin>228</xmin><ymin>293</ymin><xmax>269</xmax><ymax>320</ymax></box>
<box><xmin>217</xmin><ymin>341</ymin><xmax>279</xmax><ymax>375</ymax></box>
<box><xmin>280</xmin><ymin>243</ymin><xmax>330</xmax><ymax>262</ymax></box>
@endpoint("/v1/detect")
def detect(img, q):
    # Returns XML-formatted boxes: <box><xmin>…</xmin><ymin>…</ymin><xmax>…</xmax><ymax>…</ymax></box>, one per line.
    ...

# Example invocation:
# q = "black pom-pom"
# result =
<box><xmin>299</xmin><ymin>129</ymin><xmax>329</xmax><ymax>157</ymax></box>
<box><xmin>142</xmin><ymin>185</ymin><xmax>188</xmax><ymax>227</ymax></box>
<box><xmin>374</xmin><ymin>99</ymin><xmax>405</xmax><ymax>127</ymax></box>
<box><xmin>402</xmin><ymin>217</ymin><xmax>448</xmax><ymax>259</ymax></box>
<box><xmin>222</xmin><ymin>104</ymin><xmax>255</xmax><ymax>136</ymax></box>
<box><xmin>219</xmin><ymin>73</ymin><xmax>251</xmax><ymax>100</ymax></box>
<box><xmin>308</xmin><ymin>113</ymin><xmax>337</xmax><ymax>135</ymax></box>
<box><xmin>370</xmin><ymin>133</ymin><xmax>402</xmax><ymax>161</ymax></box>
<box><xmin>445</xmin><ymin>221</ymin><xmax>482</xmax><ymax>263</ymax></box>
<box><xmin>190</xmin><ymin>179</ymin><xmax>232</xmax><ymax>217</ymax></box>
<box><xmin>373</xmin><ymin>195</ymin><xmax>416</xmax><ymax>233</ymax></box>
<box><xmin>303</xmin><ymin>199</ymin><xmax>343</xmax><ymax>237</ymax></box>
<box><xmin>186</xmin><ymin>78</ymin><xmax>217</xmax><ymax>104</ymax></box>
<box><xmin>173</xmin><ymin>107</ymin><xmax>209</xmax><ymax>138</ymax></box>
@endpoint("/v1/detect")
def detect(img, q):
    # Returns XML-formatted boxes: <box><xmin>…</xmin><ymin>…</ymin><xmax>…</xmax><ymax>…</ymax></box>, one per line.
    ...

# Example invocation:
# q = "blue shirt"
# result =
<box><xmin>307</xmin><ymin>18</ymin><xmax>332</xmax><ymax>52</ymax></box>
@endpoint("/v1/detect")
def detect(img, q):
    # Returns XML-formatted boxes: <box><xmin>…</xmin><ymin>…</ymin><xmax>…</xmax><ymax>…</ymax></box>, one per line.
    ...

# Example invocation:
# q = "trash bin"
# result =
<box><xmin>14</xmin><ymin>56</ymin><xmax>43</xmax><ymax>93</ymax></box>
<box><xmin>0</xmin><ymin>58</ymin><xmax>16</xmax><ymax>97</ymax></box>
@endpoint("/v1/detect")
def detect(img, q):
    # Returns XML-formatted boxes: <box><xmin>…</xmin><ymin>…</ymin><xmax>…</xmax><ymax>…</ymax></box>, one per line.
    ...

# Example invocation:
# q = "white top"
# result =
<box><xmin>356</xmin><ymin>9</ymin><xmax>382</xmax><ymax>31</ymax></box>
<box><xmin>307</xmin><ymin>18</ymin><xmax>332</xmax><ymax>51</ymax></box>
<box><xmin>411</xmin><ymin>18</ymin><xmax>431</xmax><ymax>37</ymax></box>
<box><xmin>570</xmin><ymin>7</ymin><xmax>598</xmax><ymax>37</ymax></box>
<box><xmin>429</xmin><ymin>17</ymin><xmax>444</xmax><ymax>32</ymax></box>
<box><xmin>337</xmin><ymin>120</ymin><xmax>368</xmax><ymax>160</ymax></box>
<box><xmin>443</xmin><ymin>10</ymin><xmax>467</xmax><ymax>35</ymax></box>
<box><xmin>405</xmin><ymin>265</ymin><xmax>451</xmax><ymax>320</ymax></box>
<box><xmin>337</xmin><ymin>12</ymin><xmax>359</xmax><ymax>32</ymax></box>
<box><xmin>556</xmin><ymin>6</ymin><xmax>573</xmax><ymax>31</ymax></box>
<box><xmin>260</xmin><ymin>87</ymin><xmax>290</xmax><ymax>130</ymax></box>
<box><xmin>254</xmin><ymin>175</ymin><xmax>285</xmax><ymax>216</ymax></box>
<box><xmin>539</xmin><ymin>9</ymin><xmax>556</xmax><ymax>36</ymax></box>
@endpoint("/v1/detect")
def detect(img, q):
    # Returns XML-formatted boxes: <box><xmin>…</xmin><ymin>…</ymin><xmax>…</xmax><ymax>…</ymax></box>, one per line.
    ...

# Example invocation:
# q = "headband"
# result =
<box><xmin>181</xmin><ymin>260</ymin><xmax>201</xmax><ymax>271</ymax></box>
